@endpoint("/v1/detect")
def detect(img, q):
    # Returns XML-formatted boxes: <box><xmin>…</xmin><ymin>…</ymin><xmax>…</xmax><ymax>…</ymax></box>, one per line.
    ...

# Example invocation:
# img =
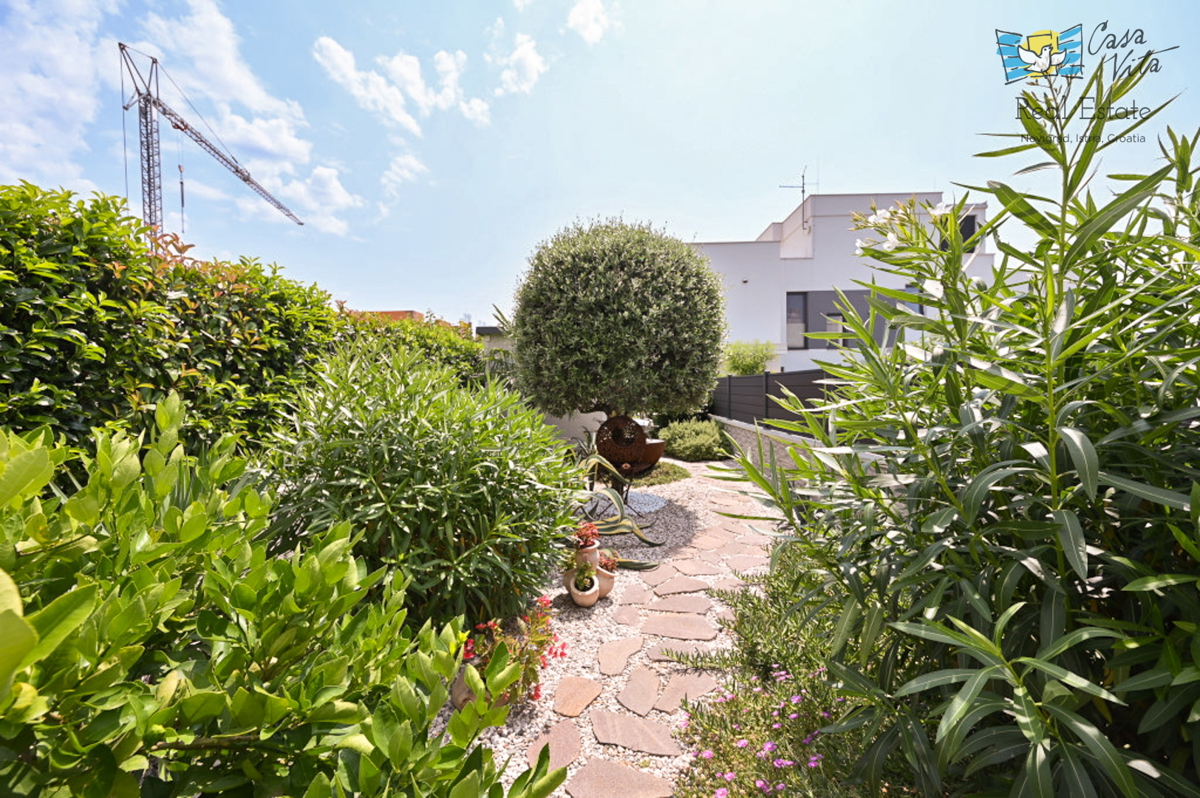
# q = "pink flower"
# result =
<box><xmin>724</xmin><ymin>772</ymin><xmax>736</xmax><ymax>781</ymax></box>
<box><xmin>736</xmin><ymin>739</ymin><xmax>749</xmax><ymax>748</ymax></box>
<box><xmin>715</xmin><ymin>790</ymin><xmax>729</xmax><ymax>798</ymax></box>
<box><xmin>700</xmin><ymin>750</ymin><xmax>714</xmax><ymax>759</ymax></box>
<box><xmin>762</xmin><ymin>741</ymin><xmax>777</xmax><ymax>753</ymax></box>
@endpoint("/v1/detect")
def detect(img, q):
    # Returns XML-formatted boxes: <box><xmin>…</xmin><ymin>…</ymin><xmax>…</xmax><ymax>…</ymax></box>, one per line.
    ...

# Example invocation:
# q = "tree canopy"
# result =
<box><xmin>510</xmin><ymin>218</ymin><xmax>725</xmax><ymax>418</ymax></box>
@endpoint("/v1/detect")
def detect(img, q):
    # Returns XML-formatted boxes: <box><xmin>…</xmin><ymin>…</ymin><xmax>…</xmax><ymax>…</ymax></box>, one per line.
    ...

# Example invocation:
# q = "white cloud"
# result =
<box><xmin>313</xmin><ymin>36</ymin><xmax>421</xmax><ymax>136</ymax></box>
<box><xmin>493</xmin><ymin>33</ymin><xmax>547</xmax><ymax>96</ymax></box>
<box><xmin>141</xmin><ymin>0</ymin><xmax>302</xmax><ymax>122</ymax></box>
<box><xmin>459</xmin><ymin>97</ymin><xmax>491</xmax><ymax>126</ymax></box>
<box><xmin>567</xmin><ymin>0</ymin><xmax>610</xmax><ymax>44</ymax></box>
<box><xmin>0</xmin><ymin>0</ymin><xmax>116</xmax><ymax>189</ymax></box>
<box><xmin>381</xmin><ymin>153</ymin><xmax>430</xmax><ymax>198</ymax></box>
<box><xmin>514</xmin><ymin>0</ymin><xmax>532</xmax><ymax>9</ymax></box>
<box><xmin>246</xmin><ymin>165</ymin><xmax>363</xmax><ymax>236</ymax></box>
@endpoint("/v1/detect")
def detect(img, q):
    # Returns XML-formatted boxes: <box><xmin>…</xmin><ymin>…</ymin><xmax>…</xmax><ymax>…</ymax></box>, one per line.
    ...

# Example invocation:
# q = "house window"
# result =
<box><xmin>903</xmin><ymin>283</ymin><xmax>924</xmax><ymax>315</ymax></box>
<box><xmin>786</xmin><ymin>292</ymin><xmax>807</xmax><ymax>350</ymax></box>
<box><xmin>939</xmin><ymin>213</ymin><xmax>978</xmax><ymax>253</ymax></box>
<box><xmin>825</xmin><ymin>312</ymin><xmax>845</xmax><ymax>348</ymax></box>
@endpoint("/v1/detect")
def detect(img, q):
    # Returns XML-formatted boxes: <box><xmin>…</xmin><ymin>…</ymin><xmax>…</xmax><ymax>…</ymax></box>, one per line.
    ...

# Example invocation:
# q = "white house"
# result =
<box><xmin>695</xmin><ymin>192</ymin><xmax>994</xmax><ymax>372</ymax></box>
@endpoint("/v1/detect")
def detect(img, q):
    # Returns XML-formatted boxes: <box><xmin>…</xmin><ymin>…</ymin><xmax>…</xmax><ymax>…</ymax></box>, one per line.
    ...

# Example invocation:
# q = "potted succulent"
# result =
<box><xmin>574</xmin><ymin>521</ymin><xmax>600</xmax><ymax>569</ymax></box>
<box><xmin>567</xmin><ymin>561</ymin><xmax>600</xmax><ymax>607</ymax></box>
<box><xmin>596</xmin><ymin>548</ymin><xmax>619</xmax><ymax>599</ymax></box>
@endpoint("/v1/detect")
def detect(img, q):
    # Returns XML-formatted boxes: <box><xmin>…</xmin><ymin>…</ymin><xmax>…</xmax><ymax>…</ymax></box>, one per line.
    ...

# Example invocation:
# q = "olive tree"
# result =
<box><xmin>510</xmin><ymin>218</ymin><xmax>726</xmax><ymax>418</ymax></box>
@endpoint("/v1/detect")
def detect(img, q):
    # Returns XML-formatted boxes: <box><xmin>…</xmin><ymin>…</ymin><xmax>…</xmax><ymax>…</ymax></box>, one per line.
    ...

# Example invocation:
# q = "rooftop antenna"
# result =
<box><xmin>780</xmin><ymin>165</ymin><xmax>819</xmax><ymax>230</ymax></box>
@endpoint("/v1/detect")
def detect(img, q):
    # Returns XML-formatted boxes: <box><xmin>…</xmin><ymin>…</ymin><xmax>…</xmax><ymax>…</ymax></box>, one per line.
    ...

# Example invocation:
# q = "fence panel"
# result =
<box><xmin>712</xmin><ymin>370</ymin><xmax>826</xmax><ymax>424</ymax></box>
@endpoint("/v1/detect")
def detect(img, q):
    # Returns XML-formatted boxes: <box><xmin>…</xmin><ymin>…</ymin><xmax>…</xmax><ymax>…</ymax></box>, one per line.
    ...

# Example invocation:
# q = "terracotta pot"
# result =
<box><xmin>567</xmin><ymin>572</ymin><xmax>600</xmax><ymax>607</ymax></box>
<box><xmin>576</xmin><ymin>543</ymin><xmax>600</xmax><ymax>570</ymax></box>
<box><xmin>596</xmin><ymin>566</ymin><xmax>616</xmax><ymax>599</ymax></box>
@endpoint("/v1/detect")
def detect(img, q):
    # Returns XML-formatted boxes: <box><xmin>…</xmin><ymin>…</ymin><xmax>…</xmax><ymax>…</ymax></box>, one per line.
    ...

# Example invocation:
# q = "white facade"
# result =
<box><xmin>696</xmin><ymin>192</ymin><xmax>994</xmax><ymax>371</ymax></box>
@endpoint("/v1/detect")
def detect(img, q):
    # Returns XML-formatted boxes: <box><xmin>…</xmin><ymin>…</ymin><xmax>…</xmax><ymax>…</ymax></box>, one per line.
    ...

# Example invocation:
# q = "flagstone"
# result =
<box><xmin>673</xmin><ymin>559</ymin><xmax>724</xmax><ymax>576</ymax></box>
<box><xmin>647</xmin><ymin>641</ymin><xmax>709</xmax><ymax>661</ymax></box>
<box><xmin>654</xmin><ymin>576</ymin><xmax>709</xmax><ymax>595</ymax></box>
<box><xmin>565</xmin><ymin>759</ymin><xmax>672</xmax><ymax>798</ymax></box>
<box><xmin>617</xmin><ymin>666</ymin><xmax>660</xmax><ymax>716</ymax></box>
<box><xmin>554</xmin><ymin>676</ymin><xmax>603</xmax><ymax>717</ymax></box>
<box><xmin>638</xmin><ymin>564</ymin><xmax>677</xmax><ymax>587</ymax></box>
<box><xmin>598</xmin><ymin>636</ymin><xmax>644</xmax><ymax>675</ymax></box>
<box><xmin>642</xmin><ymin>612</ymin><xmax>718</xmax><ymax>641</ymax></box>
<box><xmin>591</xmin><ymin>709</ymin><xmax>681</xmax><ymax>756</ymax></box>
<box><xmin>618</xmin><ymin>583</ymin><xmax>654</xmax><ymax>605</ymax></box>
<box><xmin>647</xmin><ymin>594</ymin><xmax>712</xmax><ymax>614</ymax></box>
<box><xmin>654</xmin><ymin>672</ymin><xmax>721</xmax><ymax>712</ymax></box>
<box><xmin>726</xmin><ymin>555</ymin><xmax>771</xmax><ymax>571</ymax></box>
<box><xmin>526</xmin><ymin>719</ymin><xmax>581</xmax><ymax>771</ymax></box>
<box><xmin>613</xmin><ymin>606</ymin><xmax>641</xmax><ymax>626</ymax></box>
<box><xmin>710</xmin><ymin>577</ymin><xmax>748</xmax><ymax>592</ymax></box>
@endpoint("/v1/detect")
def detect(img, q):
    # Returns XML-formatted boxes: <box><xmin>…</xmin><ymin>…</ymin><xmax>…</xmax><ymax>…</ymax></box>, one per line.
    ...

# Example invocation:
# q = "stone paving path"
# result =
<box><xmin>522</xmin><ymin>463</ymin><xmax>774</xmax><ymax>798</ymax></box>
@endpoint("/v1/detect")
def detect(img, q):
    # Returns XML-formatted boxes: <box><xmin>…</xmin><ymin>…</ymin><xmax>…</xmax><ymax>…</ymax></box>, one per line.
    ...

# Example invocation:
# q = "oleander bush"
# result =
<box><xmin>0</xmin><ymin>394</ymin><xmax>564</xmax><ymax>797</ymax></box>
<box><xmin>733</xmin><ymin>62</ymin><xmax>1200</xmax><ymax>796</ymax></box>
<box><xmin>265</xmin><ymin>335</ymin><xmax>580</xmax><ymax>628</ymax></box>
<box><xmin>660</xmin><ymin>419</ymin><xmax>729</xmax><ymax>462</ymax></box>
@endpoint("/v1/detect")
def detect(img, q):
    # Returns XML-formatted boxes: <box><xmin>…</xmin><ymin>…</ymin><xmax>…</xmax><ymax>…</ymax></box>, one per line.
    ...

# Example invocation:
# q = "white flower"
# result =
<box><xmin>867</xmin><ymin>208</ymin><xmax>892</xmax><ymax>226</ymax></box>
<box><xmin>881</xmin><ymin>232</ymin><xmax>900</xmax><ymax>252</ymax></box>
<box><xmin>854</xmin><ymin>238</ymin><xmax>866</xmax><ymax>256</ymax></box>
<box><xmin>931</xmin><ymin>201</ymin><xmax>951</xmax><ymax>218</ymax></box>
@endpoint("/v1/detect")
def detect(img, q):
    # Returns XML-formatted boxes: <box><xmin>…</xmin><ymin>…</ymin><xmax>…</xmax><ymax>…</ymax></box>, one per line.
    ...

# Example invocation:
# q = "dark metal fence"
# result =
<box><xmin>711</xmin><ymin>369</ymin><xmax>827</xmax><ymax>425</ymax></box>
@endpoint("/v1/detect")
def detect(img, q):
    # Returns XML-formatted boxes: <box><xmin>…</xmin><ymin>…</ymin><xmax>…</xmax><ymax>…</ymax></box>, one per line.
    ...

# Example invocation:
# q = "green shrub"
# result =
<box><xmin>676</xmin><ymin>545</ymin><xmax>875</xmax><ymax>798</ymax></box>
<box><xmin>341</xmin><ymin>310</ymin><xmax>485</xmax><ymax>382</ymax></box>
<box><xmin>510</xmin><ymin>218</ymin><xmax>726</xmax><ymax>418</ymax></box>
<box><xmin>0</xmin><ymin>395</ymin><xmax>564</xmax><ymax>796</ymax></box>
<box><xmin>265</xmin><ymin>335</ymin><xmax>580</xmax><ymax>627</ymax></box>
<box><xmin>736</xmin><ymin>62</ymin><xmax>1200</xmax><ymax>796</ymax></box>
<box><xmin>0</xmin><ymin>185</ymin><xmax>343</xmax><ymax>449</ymax></box>
<box><xmin>724</xmin><ymin>340</ymin><xmax>775</xmax><ymax>375</ymax></box>
<box><xmin>660</xmin><ymin>419</ymin><xmax>728</xmax><ymax>461</ymax></box>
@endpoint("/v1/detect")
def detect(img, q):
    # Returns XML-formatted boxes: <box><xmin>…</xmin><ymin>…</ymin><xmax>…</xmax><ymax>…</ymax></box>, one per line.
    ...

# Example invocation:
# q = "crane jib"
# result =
<box><xmin>118</xmin><ymin>42</ymin><xmax>304</xmax><ymax>230</ymax></box>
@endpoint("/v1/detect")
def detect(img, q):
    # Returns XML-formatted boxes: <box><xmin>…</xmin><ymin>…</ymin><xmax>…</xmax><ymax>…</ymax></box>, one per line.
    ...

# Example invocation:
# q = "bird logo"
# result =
<box><xmin>996</xmin><ymin>25</ymin><xmax>1084</xmax><ymax>84</ymax></box>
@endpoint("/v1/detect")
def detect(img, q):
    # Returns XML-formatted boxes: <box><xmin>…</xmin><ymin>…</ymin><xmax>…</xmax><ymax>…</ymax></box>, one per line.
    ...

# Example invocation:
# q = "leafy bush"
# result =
<box><xmin>0</xmin><ymin>186</ymin><xmax>343</xmax><ymax>448</ymax></box>
<box><xmin>0</xmin><ymin>395</ymin><xmax>564</xmax><ymax>796</ymax></box>
<box><xmin>735</xmin><ymin>63</ymin><xmax>1200</xmax><ymax>796</ymax></box>
<box><xmin>724</xmin><ymin>340</ymin><xmax>775</xmax><ymax>375</ymax></box>
<box><xmin>340</xmin><ymin>310</ymin><xmax>485</xmax><ymax>382</ymax></box>
<box><xmin>265</xmin><ymin>335</ymin><xmax>580</xmax><ymax>627</ymax></box>
<box><xmin>510</xmin><ymin>218</ymin><xmax>726</xmax><ymax>418</ymax></box>
<box><xmin>660</xmin><ymin>419</ymin><xmax>729</xmax><ymax>461</ymax></box>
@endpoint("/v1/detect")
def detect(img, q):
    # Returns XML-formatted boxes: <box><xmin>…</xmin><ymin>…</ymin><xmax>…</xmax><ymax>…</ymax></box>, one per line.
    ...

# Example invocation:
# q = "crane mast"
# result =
<box><xmin>119</xmin><ymin>43</ymin><xmax>303</xmax><ymax>233</ymax></box>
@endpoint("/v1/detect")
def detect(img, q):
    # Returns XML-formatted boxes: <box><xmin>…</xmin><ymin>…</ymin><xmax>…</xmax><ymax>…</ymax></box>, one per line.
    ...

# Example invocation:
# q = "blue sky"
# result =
<box><xmin>2</xmin><ymin>1</ymin><xmax>1198</xmax><ymax>326</ymax></box>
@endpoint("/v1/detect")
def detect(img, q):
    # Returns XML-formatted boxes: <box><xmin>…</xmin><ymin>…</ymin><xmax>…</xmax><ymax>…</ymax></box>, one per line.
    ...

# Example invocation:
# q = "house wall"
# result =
<box><xmin>699</xmin><ymin>192</ymin><xmax>995</xmax><ymax>371</ymax></box>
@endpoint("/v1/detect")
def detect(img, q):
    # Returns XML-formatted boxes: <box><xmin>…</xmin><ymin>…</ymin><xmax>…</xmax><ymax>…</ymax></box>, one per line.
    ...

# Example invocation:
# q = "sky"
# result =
<box><xmin>2</xmin><ymin>0</ymin><xmax>1199</xmax><ymax>326</ymax></box>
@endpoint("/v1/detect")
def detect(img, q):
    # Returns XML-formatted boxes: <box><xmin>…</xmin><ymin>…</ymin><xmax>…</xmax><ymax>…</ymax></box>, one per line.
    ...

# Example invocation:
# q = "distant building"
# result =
<box><xmin>695</xmin><ymin>192</ymin><xmax>993</xmax><ymax>372</ymax></box>
<box><xmin>365</xmin><ymin>310</ymin><xmax>424</xmax><ymax>322</ymax></box>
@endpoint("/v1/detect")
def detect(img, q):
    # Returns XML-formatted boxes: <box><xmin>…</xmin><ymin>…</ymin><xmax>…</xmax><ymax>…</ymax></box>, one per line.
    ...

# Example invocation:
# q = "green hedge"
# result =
<box><xmin>0</xmin><ymin>183</ymin><xmax>485</xmax><ymax>451</ymax></box>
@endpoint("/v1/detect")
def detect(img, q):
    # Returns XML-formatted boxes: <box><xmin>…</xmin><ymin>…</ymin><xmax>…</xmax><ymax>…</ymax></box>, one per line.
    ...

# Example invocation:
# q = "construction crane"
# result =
<box><xmin>119</xmin><ymin>42</ymin><xmax>303</xmax><ymax>234</ymax></box>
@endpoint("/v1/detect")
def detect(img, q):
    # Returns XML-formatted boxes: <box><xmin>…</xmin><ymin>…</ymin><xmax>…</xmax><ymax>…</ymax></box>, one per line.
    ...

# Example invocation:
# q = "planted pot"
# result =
<box><xmin>576</xmin><ymin>542</ymin><xmax>600</xmax><ymax>570</ymax></box>
<box><xmin>565</xmin><ymin>569</ymin><xmax>600</xmax><ymax>607</ymax></box>
<box><xmin>596</xmin><ymin>565</ymin><xmax>616</xmax><ymax>599</ymax></box>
